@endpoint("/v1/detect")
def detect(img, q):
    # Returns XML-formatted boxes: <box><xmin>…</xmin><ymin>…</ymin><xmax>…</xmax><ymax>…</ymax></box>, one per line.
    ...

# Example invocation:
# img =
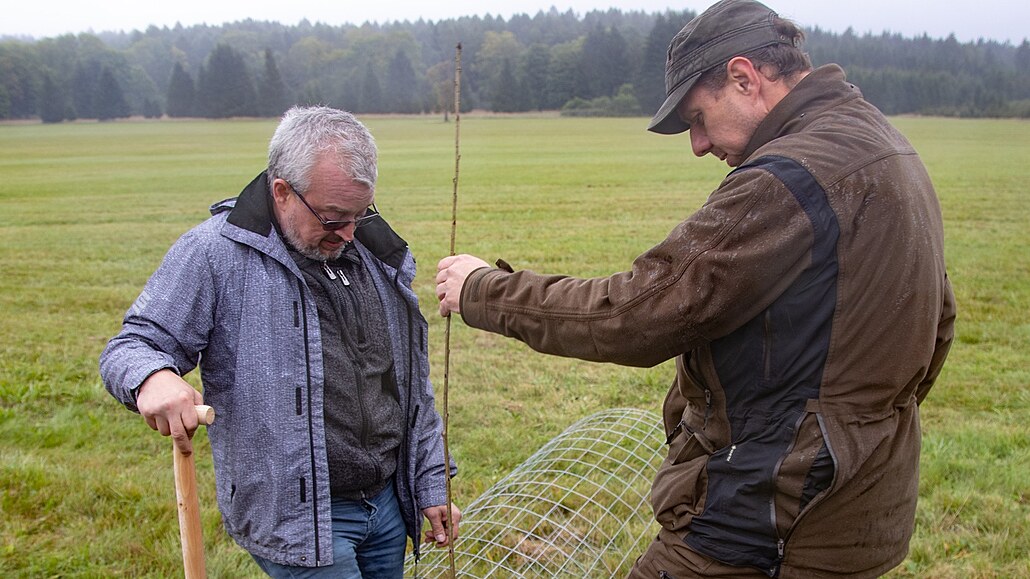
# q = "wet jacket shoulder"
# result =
<box><xmin>100</xmin><ymin>172</ymin><xmax>453</xmax><ymax>567</ymax></box>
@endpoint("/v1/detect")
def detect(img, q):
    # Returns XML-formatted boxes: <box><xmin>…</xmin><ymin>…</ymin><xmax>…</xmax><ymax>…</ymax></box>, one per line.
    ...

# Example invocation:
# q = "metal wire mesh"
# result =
<box><xmin>406</xmin><ymin>408</ymin><xmax>665</xmax><ymax>578</ymax></box>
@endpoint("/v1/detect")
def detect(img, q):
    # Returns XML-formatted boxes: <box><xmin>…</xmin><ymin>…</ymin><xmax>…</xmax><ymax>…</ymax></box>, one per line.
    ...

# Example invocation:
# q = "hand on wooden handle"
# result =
<box><xmin>137</xmin><ymin>370</ymin><xmax>213</xmax><ymax>456</ymax></box>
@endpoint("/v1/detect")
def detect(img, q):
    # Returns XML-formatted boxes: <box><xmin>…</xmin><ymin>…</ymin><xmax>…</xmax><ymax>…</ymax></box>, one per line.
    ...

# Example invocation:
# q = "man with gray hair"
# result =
<box><xmin>436</xmin><ymin>0</ymin><xmax>954</xmax><ymax>577</ymax></box>
<box><xmin>102</xmin><ymin>105</ymin><xmax>459</xmax><ymax>577</ymax></box>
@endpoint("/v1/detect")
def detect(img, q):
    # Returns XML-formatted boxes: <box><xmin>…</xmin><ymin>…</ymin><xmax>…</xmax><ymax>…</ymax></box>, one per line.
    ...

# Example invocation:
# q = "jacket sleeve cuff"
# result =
<box><xmin>458</xmin><ymin>266</ymin><xmax>503</xmax><ymax>331</ymax></box>
<box><xmin>416</xmin><ymin>484</ymin><xmax>450</xmax><ymax>509</ymax></box>
<box><xmin>100</xmin><ymin>340</ymin><xmax>181</xmax><ymax>412</ymax></box>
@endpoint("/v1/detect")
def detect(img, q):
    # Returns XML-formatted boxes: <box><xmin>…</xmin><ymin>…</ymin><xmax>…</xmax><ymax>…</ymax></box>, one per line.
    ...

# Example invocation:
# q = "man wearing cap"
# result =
<box><xmin>436</xmin><ymin>0</ymin><xmax>955</xmax><ymax>577</ymax></box>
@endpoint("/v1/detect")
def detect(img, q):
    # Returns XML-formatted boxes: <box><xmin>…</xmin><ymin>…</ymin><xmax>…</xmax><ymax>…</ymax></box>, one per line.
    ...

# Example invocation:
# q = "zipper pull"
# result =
<box><xmin>337</xmin><ymin>269</ymin><xmax>350</xmax><ymax>286</ymax></box>
<box><xmin>765</xmin><ymin>538</ymin><xmax>785</xmax><ymax>576</ymax></box>
<box><xmin>666</xmin><ymin>420</ymin><xmax>685</xmax><ymax>445</ymax></box>
<box><xmin>322</xmin><ymin>262</ymin><xmax>337</xmax><ymax>280</ymax></box>
<box><xmin>703</xmin><ymin>388</ymin><xmax>712</xmax><ymax>430</ymax></box>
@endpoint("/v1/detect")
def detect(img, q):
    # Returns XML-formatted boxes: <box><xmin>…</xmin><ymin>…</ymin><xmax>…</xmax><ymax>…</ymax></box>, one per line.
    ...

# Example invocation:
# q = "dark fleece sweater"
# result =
<box><xmin>289</xmin><ymin>242</ymin><xmax>403</xmax><ymax>499</ymax></box>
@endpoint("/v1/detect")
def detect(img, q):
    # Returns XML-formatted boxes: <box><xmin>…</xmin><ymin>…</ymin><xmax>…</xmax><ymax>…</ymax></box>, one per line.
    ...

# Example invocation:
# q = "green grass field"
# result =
<box><xmin>1</xmin><ymin>114</ymin><xmax>1027</xmax><ymax>577</ymax></box>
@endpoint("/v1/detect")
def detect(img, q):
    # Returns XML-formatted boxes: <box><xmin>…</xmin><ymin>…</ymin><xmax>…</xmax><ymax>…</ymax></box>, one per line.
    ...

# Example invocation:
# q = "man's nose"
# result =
<box><xmin>690</xmin><ymin>128</ymin><xmax>711</xmax><ymax>157</ymax></box>
<box><xmin>328</xmin><ymin>222</ymin><xmax>357</xmax><ymax>240</ymax></box>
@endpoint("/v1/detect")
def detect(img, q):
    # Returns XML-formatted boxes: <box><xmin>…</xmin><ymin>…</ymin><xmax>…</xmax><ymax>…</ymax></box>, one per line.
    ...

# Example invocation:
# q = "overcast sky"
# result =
<box><xmin>2</xmin><ymin>0</ymin><xmax>1026</xmax><ymax>44</ymax></box>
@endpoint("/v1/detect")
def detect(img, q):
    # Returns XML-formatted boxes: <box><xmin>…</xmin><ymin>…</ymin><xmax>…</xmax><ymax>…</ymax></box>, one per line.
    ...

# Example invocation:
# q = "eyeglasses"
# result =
<box><xmin>286</xmin><ymin>181</ymin><xmax>378</xmax><ymax>231</ymax></box>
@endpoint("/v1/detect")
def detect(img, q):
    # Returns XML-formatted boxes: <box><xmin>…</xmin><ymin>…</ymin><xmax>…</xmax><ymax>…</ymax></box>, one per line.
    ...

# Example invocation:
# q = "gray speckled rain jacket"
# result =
<box><xmin>100</xmin><ymin>172</ymin><xmax>453</xmax><ymax>567</ymax></box>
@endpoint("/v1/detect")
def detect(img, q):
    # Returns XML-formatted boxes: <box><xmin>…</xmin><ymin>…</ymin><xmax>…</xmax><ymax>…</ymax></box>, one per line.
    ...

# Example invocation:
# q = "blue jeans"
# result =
<box><xmin>253</xmin><ymin>486</ymin><xmax>408</xmax><ymax>578</ymax></box>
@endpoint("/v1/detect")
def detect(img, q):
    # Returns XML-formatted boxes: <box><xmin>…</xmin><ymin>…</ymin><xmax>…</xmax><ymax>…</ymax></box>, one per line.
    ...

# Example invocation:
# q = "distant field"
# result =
<box><xmin>1</xmin><ymin>115</ymin><xmax>1027</xmax><ymax>577</ymax></box>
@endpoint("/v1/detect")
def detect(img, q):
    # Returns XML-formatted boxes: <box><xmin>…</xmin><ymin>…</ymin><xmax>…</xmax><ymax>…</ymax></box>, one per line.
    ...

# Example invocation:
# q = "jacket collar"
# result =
<box><xmin>742</xmin><ymin>64</ymin><xmax>863</xmax><ymax>160</ymax></box>
<box><xmin>216</xmin><ymin>170</ymin><xmax>410</xmax><ymax>272</ymax></box>
<box><xmin>221</xmin><ymin>171</ymin><xmax>275</xmax><ymax>235</ymax></box>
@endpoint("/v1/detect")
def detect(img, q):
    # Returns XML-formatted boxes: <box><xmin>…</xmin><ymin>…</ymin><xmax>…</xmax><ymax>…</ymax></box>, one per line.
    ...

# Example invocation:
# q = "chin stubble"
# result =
<box><xmin>282</xmin><ymin>211</ymin><xmax>345</xmax><ymax>261</ymax></box>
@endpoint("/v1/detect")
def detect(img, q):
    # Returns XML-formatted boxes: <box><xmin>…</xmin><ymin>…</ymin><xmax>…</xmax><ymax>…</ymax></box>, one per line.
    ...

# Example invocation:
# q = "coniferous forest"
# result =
<box><xmin>1</xmin><ymin>8</ymin><xmax>1028</xmax><ymax>123</ymax></box>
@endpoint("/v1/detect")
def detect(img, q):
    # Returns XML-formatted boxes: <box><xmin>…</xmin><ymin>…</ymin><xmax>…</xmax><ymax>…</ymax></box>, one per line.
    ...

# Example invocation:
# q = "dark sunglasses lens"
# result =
<box><xmin>318</xmin><ymin>208</ymin><xmax>376</xmax><ymax>231</ymax></box>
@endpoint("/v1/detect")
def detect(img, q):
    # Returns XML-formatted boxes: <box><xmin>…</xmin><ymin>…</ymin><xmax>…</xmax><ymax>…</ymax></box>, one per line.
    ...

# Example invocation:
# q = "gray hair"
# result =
<box><xmin>267</xmin><ymin>105</ymin><xmax>378</xmax><ymax>194</ymax></box>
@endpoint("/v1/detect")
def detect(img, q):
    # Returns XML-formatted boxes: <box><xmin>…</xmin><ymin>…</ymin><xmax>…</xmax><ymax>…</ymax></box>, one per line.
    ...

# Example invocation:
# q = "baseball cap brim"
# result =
<box><xmin>647</xmin><ymin>73</ymin><xmax>700</xmax><ymax>135</ymax></box>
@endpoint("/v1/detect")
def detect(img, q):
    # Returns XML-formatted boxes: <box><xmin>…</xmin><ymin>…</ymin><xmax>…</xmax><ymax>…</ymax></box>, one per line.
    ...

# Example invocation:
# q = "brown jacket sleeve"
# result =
<box><xmin>915</xmin><ymin>273</ymin><xmax>957</xmax><ymax>404</ymax></box>
<box><xmin>459</xmin><ymin>169</ymin><xmax>817</xmax><ymax>367</ymax></box>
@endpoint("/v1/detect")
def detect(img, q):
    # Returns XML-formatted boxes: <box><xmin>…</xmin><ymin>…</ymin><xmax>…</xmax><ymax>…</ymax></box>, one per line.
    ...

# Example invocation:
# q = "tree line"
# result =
<box><xmin>1</xmin><ymin>8</ymin><xmax>1028</xmax><ymax>123</ymax></box>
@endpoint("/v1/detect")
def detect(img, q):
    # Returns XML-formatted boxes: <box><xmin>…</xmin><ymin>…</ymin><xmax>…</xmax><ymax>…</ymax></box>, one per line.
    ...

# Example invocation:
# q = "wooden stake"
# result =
<box><xmin>441</xmin><ymin>41</ymin><xmax>462</xmax><ymax>579</ymax></box>
<box><xmin>173</xmin><ymin>405</ymin><xmax>215</xmax><ymax>579</ymax></box>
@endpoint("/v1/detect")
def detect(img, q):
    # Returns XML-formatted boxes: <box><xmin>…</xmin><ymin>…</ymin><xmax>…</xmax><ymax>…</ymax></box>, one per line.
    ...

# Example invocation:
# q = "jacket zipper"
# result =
<box><xmin>768</xmin><ymin>411</ymin><xmax>840</xmax><ymax>576</ymax></box>
<box><xmin>703</xmin><ymin>387</ymin><xmax>712</xmax><ymax>430</ymax></box>
<box><xmin>763</xmin><ymin>310</ymin><xmax>772</xmax><ymax>381</ymax></box>
<box><xmin>297</xmin><ymin>279</ymin><xmax>321</xmax><ymax>564</ymax></box>
<box><xmin>767</xmin><ymin>410</ymin><xmax>807</xmax><ymax>575</ymax></box>
<box><xmin>772</xmin><ymin>539</ymin><xmax>784</xmax><ymax>576</ymax></box>
<box><xmin>397</xmin><ymin>262</ymin><xmax>422</xmax><ymax>562</ymax></box>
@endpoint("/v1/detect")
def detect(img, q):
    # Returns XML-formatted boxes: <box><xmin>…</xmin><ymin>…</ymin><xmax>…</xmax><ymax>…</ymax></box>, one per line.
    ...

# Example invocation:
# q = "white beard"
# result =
<box><xmin>281</xmin><ymin>209</ymin><xmax>346</xmax><ymax>262</ymax></box>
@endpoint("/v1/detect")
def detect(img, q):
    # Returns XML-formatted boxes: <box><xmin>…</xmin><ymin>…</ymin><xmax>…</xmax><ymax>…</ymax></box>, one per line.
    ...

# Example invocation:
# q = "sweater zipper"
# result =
<box><xmin>322</xmin><ymin>262</ymin><xmax>350</xmax><ymax>286</ymax></box>
<box><xmin>324</xmin><ymin>262</ymin><xmax>364</xmax><ymax>342</ymax></box>
<box><xmin>323</xmin><ymin>261</ymin><xmax>374</xmax><ymax>465</ymax></box>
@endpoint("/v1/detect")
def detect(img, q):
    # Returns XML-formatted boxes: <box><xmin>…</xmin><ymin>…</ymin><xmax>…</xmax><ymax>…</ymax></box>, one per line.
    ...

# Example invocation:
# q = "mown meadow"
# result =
<box><xmin>1</xmin><ymin>114</ymin><xmax>1027</xmax><ymax>577</ymax></box>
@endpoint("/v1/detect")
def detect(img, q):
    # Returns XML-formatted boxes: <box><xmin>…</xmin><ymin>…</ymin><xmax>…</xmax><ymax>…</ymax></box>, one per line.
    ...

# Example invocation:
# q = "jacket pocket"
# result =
<box><xmin>651</xmin><ymin>414</ymin><xmax>715</xmax><ymax>533</ymax></box>
<box><xmin>772</xmin><ymin>411</ymin><xmax>836</xmax><ymax>537</ymax></box>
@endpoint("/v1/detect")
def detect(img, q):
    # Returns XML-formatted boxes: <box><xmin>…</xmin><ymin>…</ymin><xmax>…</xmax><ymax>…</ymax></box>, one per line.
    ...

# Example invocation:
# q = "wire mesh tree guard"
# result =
<box><xmin>406</xmin><ymin>407</ymin><xmax>665</xmax><ymax>578</ymax></box>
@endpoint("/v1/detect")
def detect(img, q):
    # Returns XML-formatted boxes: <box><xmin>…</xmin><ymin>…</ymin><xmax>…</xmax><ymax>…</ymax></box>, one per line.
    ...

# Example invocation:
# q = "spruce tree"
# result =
<box><xmin>166</xmin><ymin>62</ymin><xmax>196</xmax><ymax>118</ymax></box>
<box><xmin>635</xmin><ymin>12</ymin><xmax>692</xmax><ymax>114</ymax></box>
<box><xmin>360</xmin><ymin>62</ymin><xmax>384</xmax><ymax>114</ymax></box>
<box><xmin>96</xmin><ymin>67</ymin><xmax>130</xmax><ymax>120</ymax></box>
<box><xmin>142</xmin><ymin>98</ymin><xmax>162</xmax><ymax>118</ymax></box>
<box><xmin>197</xmin><ymin>44</ymin><xmax>257</xmax><ymax>118</ymax></box>
<box><xmin>72</xmin><ymin>61</ymin><xmax>99</xmax><ymax>119</ymax></box>
<box><xmin>258</xmin><ymin>49</ymin><xmax>288</xmax><ymax>117</ymax></box>
<box><xmin>39</xmin><ymin>72</ymin><xmax>67</xmax><ymax>123</ymax></box>
<box><xmin>385</xmin><ymin>50</ymin><xmax>419</xmax><ymax>113</ymax></box>
<box><xmin>581</xmin><ymin>25</ymin><xmax>630</xmax><ymax>99</ymax></box>
<box><xmin>491</xmin><ymin>58</ymin><xmax>522</xmax><ymax>112</ymax></box>
<box><xmin>521</xmin><ymin>44</ymin><xmax>552</xmax><ymax>111</ymax></box>
<box><xmin>1017</xmin><ymin>40</ymin><xmax>1030</xmax><ymax>75</ymax></box>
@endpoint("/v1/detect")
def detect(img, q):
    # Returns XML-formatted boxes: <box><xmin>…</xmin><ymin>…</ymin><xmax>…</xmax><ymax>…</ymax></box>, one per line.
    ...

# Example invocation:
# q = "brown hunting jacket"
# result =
<box><xmin>459</xmin><ymin>64</ymin><xmax>956</xmax><ymax>578</ymax></box>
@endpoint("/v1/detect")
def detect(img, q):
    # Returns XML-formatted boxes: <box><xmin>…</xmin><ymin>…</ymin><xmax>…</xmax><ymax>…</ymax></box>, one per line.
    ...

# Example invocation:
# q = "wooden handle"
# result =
<box><xmin>174</xmin><ymin>405</ymin><xmax>214</xmax><ymax>578</ymax></box>
<box><xmin>174</xmin><ymin>445</ymin><xmax>206</xmax><ymax>579</ymax></box>
<box><xmin>195</xmin><ymin>405</ymin><xmax>214</xmax><ymax>426</ymax></box>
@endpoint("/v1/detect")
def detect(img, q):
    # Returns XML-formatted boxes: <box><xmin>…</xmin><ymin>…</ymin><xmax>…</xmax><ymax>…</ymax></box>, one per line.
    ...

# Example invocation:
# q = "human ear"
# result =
<box><xmin>271</xmin><ymin>178</ymin><xmax>291</xmax><ymax>205</ymax></box>
<box><xmin>726</xmin><ymin>57</ymin><xmax>760</xmax><ymax>95</ymax></box>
